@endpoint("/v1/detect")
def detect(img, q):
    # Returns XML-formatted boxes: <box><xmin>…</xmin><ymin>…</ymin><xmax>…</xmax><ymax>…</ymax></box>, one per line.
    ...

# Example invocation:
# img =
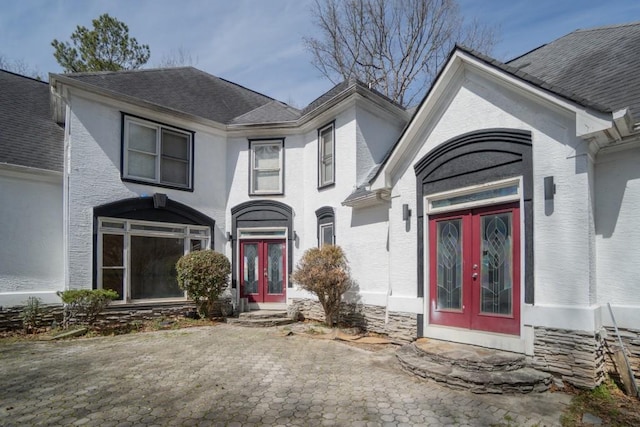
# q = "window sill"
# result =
<box><xmin>122</xmin><ymin>177</ymin><xmax>194</xmax><ymax>192</ymax></box>
<box><xmin>249</xmin><ymin>191</ymin><xmax>284</xmax><ymax>197</ymax></box>
<box><xmin>317</xmin><ymin>182</ymin><xmax>335</xmax><ymax>191</ymax></box>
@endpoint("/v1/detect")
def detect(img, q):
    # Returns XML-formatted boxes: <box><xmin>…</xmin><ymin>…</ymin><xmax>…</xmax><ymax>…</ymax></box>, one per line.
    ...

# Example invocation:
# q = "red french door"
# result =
<box><xmin>429</xmin><ymin>203</ymin><xmax>520</xmax><ymax>335</ymax></box>
<box><xmin>239</xmin><ymin>240</ymin><xmax>286</xmax><ymax>303</ymax></box>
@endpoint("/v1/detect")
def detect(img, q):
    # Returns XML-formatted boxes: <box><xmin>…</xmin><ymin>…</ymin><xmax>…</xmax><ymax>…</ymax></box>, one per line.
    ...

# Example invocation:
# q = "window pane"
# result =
<box><xmin>432</xmin><ymin>185</ymin><xmax>518</xmax><ymax>209</ymax></box>
<box><xmin>480</xmin><ymin>213</ymin><xmax>513</xmax><ymax>315</ymax></box>
<box><xmin>190</xmin><ymin>240</ymin><xmax>202</xmax><ymax>252</ymax></box>
<box><xmin>128</xmin><ymin>151</ymin><xmax>156</xmax><ymax>179</ymax></box>
<box><xmin>267</xmin><ymin>242</ymin><xmax>284</xmax><ymax>294</ymax></box>
<box><xmin>102</xmin><ymin>234</ymin><xmax>124</xmax><ymax>266</ymax></box>
<box><xmin>128</xmin><ymin>122</ymin><xmax>157</xmax><ymax>153</ymax></box>
<box><xmin>322</xmin><ymin>129</ymin><xmax>333</xmax><ymax>155</ymax></box>
<box><xmin>243</xmin><ymin>243</ymin><xmax>259</xmax><ymax>294</ymax></box>
<box><xmin>322</xmin><ymin>160</ymin><xmax>333</xmax><ymax>184</ymax></box>
<box><xmin>161</xmin><ymin>158</ymin><xmax>189</xmax><ymax>185</ymax></box>
<box><xmin>254</xmin><ymin>170</ymin><xmax>280</xmax><ymax>192</ymax></box>
<box><xmin>130</xmin><ymin>224</ymin><xmax>185</xmax><ymax>233</ymax></box>
<box><xmin>162</xmin><ymin>130</ymin><xmax>189</xmax><ymax>160</ymax></box>
<box><xmin>254</xmin><ymin>144</ymin><xmax>280</xmax><ymax>169</ymax></box>
<box><xmin>321</xmin><ymin>224</ymin><xmax>334</xmax><ymax>246</ymax></box>
<box><xmin>102</xmin><ymin>269</ymin><xmax>124</xmax><ymax>300</ymax></box>
<box><xmin>130</xmin><ymin>236</ymin><xmax>184</xmax><ymax>299</ymax></box>
<box><xmin>437</xmin><ymin>219</ymin><xmax>462</xmax><ymax>310</ymax></box>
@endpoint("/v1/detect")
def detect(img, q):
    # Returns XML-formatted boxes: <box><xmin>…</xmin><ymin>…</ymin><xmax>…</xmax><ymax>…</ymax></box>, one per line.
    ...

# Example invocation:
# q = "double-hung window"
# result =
<box><xmin>123</xmin><ymin>115</ymin><xmax>194</xmax><ymax>190</ymax></box>
<box><xmin>318</xmin><ymin>123</ymin><xmax>335</xmax><ymax>187</ymax></box>
<box><xmin>250</xmin><ymin>139</ymin><xmax>284</xmax><ymax>195</ymax></box>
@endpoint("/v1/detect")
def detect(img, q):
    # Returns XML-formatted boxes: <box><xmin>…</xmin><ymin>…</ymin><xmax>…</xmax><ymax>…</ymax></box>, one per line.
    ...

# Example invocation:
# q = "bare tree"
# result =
<box><xmin>155</xmin><ymin>47</ymin><xmax>197</xmax><ymax>68</ymax></box>
<box><xmin>0</xmin><ymin>53</ymin><xmax>41</xmax><ymax>79</ymax></box>
<box><xmin>305</xmin><ymin>0</ymin><xmax>497</xmax><ymax>107</ymax></box>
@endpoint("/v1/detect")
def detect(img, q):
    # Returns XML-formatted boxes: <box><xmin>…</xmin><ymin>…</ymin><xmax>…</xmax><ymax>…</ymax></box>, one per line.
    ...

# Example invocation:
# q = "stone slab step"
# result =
<box><xmin>229</xmin><ymin>309</ymin><xmax>294</xmax><ymax>327</ymax></box>
<box><xmin>413</xmin><ymin>338</ymin><xmax>526</xmax><ymax>371</ymax></box>
<box><xmin>238</xmin><ymin>310</ymin><xmax>289</xmax><ymax>320</ymax></box>
<box><xmin>397</xmin><ymin>343</ymin><xmax>552</xmax><ymax>394</ymax></box>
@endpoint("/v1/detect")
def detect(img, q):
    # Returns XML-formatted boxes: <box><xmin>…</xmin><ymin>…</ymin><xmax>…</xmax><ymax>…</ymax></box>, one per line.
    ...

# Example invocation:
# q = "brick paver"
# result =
<box><xmin>0</xmin><ymin>324</ymin><xmax>570</xmax><ymax>426</ymax></box>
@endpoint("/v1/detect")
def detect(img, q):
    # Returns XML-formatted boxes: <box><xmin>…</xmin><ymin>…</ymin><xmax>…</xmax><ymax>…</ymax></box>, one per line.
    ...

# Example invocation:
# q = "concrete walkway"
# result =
<box><xmin>0</xmin><ymin>324</ymin><xmax>570</xmax><ymax>426</ymax></box>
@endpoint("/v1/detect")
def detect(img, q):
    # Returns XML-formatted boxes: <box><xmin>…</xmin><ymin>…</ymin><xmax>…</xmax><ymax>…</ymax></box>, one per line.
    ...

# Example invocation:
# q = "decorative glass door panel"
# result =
<box><xmin>436</xmin><ymin>219</ymin><xmax>463</xmax><ymax>311</ymax></box>
<box><xmin>429</xmin><ymin>203</ymin><xmax>520</xmax><ymax>335</ymax></box>
<box><xmin>240</xmin><ymin>240</ymin><xmax>286</xmax><ymax>303</ymax></box>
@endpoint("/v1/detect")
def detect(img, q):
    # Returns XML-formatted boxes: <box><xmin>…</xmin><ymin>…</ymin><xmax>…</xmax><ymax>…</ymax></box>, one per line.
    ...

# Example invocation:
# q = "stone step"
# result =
<box><xmin>397</xmin><ymin>342</ymin><xmax>552</xmax><ymax>394</ymax></box>
<box><xmin>227</xmin><ymin>317</ymin><xmax>295</xmax><ymax>328</ymax></box>
<box><xmin>228</xmin><ymin>310</ymin><xmax>294</xmax><ymax>327</ymax></box>
<box><xmin>238</xmin><ymin>310</ymin><xmax>289</xmax><ymax>320</ymax></box>
<box><xmin>413</xmin><ymin>338</ymin><xmax>526</xmax><ymax>371</ymax></box>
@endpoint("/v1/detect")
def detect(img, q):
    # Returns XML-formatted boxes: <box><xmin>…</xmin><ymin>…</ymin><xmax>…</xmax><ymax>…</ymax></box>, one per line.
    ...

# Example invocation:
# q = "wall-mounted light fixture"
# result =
<box><xmin>402</xmin><ymin>203</ymin><xmax>412</xmax><ymax>221</ymax></box>
<box><xmin>226</xmin><ymin>232</ymin><xmax>232</xmax><ymax>241</ymax></box>
<box><xmin>544</xmin><ymin>176</ymin><xmax>556</xmax><ymax>201</ymax></box>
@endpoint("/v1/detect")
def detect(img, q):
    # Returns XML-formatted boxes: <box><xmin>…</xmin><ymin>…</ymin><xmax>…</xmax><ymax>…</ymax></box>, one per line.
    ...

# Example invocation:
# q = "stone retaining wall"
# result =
<box><xmin>0</xmin><ymin>300</ymin><xmax>232</xmax><ymax>332</ymax></box>
<box><xmin>290</xmin><ymin>298</ymin><xmax>417</xmax><ymax>342</ymax></box>
<box><xmin>532</xmin><ymin>327</ymin><xmax>607</xmax><ymax>389</ymax></box>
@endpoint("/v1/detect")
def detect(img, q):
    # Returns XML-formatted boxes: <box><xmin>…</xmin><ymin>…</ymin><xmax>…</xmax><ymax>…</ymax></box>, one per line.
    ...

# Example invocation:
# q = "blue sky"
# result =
<box><xmin>1</xmin><ymin>0</ymin><xmax>639</xmax><ymax>107</ymax></box>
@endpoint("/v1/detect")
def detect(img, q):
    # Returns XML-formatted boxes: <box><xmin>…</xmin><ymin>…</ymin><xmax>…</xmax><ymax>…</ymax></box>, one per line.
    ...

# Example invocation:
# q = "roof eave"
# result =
<box><xmin>50</xmin><ymin>73</ymin><xmax>229</xmax><ymax>130</ymax></box>
<box><xmin>341</xmin><ymin>188</ymin><xmax>391</xmax><ymax>208</ymax></box>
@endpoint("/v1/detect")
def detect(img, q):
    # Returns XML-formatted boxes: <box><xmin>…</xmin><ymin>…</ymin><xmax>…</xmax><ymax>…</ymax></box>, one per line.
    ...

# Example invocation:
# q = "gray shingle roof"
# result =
<box><xmin>0</xmin><ymin>70</ymin><xmax>64</xmax><ymax>172</ymax></box>
<box><xmin>508</xmin><ymin>22</ymin><xmax>640</xmax><ymax>117</ymax></box>
<box><xmin>56</xmin><ymin>67</ymin><xmax>279</xmax><ymax>124</ymax></box>
<box><xmin>230</xmin><ymin>100</ymin><xmax>301</xmax><ymax>125</ymax></box>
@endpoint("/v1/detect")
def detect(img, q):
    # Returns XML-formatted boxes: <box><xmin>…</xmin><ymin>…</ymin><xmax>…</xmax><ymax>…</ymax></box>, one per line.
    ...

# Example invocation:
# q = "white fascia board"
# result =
<box><xmin>371</xmin><ymin>50</ymin><xmax>619</xmax><ymax>190</ymax></box>
<box><xmin>0</xmin><ymin>163</ymin><xmax>63</xmax><ymax>182</ymax></box>
<box><xmin>371</xmin><ymin>55</ymin><xmax>466</xmax><ymax>190</ymax></box>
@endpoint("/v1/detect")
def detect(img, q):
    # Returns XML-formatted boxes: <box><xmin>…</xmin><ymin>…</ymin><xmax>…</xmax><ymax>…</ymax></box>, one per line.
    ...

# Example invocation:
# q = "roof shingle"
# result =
<box><xmin>56</xmin><ymin>67</ymin><xmax>278</xmax><ymax>124</ymax></box>
<box><xmin>508</xmin><ymin>22</ymin><xmax>640</xmax><ymax>117</ymax></box>
<box><xmin>0</xmin><ymin>70</ymin><xmax>64</xmax><ymax>172</ymax></box>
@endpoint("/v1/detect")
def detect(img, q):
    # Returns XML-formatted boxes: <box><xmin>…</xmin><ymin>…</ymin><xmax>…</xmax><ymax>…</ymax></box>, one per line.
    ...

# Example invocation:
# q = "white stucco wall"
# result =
<box><xmin>0</xmin><ymin>167</ymin><xmax>64</xmax><ymax>306</ymax></box>
<box><xmin>66</xmin><ymin>93</ymin><xmax>228</xmax><ymax>291</ymax></box>
<box><xmin>225</xmin><ymin>104</ymin><xmax>398</xmax><ymax>307</ymax></box>
<box><xmin>387</xmin><ymin>72</ymin><xmax>597</xmax><ymax>328</ymax></box>
<box><xmin>595</xmin><ymin>147</ymin><xmax>640</xmax><ymax>306</ymax></box>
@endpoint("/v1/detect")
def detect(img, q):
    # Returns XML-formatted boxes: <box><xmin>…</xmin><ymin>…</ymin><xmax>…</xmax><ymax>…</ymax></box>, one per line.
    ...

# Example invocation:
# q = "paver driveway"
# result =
<box><xmin>0</xmin><ymin>324</ymin><xmax>570</xmax><ymax>426</ymax></box>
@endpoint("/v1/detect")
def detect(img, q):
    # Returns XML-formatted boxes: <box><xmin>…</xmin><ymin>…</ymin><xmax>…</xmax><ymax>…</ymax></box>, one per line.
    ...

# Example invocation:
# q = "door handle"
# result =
<box><xmin>472</xmin><ymin>272</ymin><xmax>478</xmax><ymax>279</ymax></box>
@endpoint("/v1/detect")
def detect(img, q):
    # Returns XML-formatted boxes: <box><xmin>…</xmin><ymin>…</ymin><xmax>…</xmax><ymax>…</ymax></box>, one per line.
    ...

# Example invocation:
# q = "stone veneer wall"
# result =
<box><xmin>532</xmin><ymin>327</ymin><xmax>607</xmax><ymax>389</ymax></box>
<box><xmin>291</xmin><ymin>298</ymin><xmax>417</xmax><ymax>342</ymax></box>
<box><xmin>602</xmin><ymin>327</ymin><xmax>640</xmax><ymax>387</ymax></box>
<box><xmin>0</xmin><ymin>300</ymin><xmax>234</xmax><ymax>332</ymax></box>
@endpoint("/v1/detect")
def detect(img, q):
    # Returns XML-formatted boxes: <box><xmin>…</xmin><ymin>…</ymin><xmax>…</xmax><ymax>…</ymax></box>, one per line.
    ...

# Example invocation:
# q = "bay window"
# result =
<box><xmin>98</xmin><ymin>218</ymin><xmax>210</xmax><ymax>302</ymax></box>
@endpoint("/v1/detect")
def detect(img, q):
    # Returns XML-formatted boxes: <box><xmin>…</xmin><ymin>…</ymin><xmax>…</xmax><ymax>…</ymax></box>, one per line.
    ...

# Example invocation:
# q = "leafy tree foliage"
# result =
<box><xmin>305</xmin><ymin>0</ymin><xmax>497</xmax><ymax>107</ymax></box>
<box><xmin>291</xmin><ymin>245</ymin><xmax>352</xmax><ymax>326</ymax></box>
<box><xmin>176</xmin><ymin>250</ymin><xmax>231</xmax><ymax>318</ymax></box>
<box><xmin>52</xmin><ymin>13</ymin><xmax>150</xmax><ymax>73</ymax></box>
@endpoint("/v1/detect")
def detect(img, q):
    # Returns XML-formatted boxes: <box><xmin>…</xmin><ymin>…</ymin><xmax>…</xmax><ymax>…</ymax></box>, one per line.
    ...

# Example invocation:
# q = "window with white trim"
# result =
<box><xmin>318</xmin><ymin>123</ymin><xmax>335</xmax><ymax>187</ymax></box>
<box><xmin>250</xmin><ymin>139</ymin><xmax>284</xmax><ymax>195</ymax></box>
<box><xmin>123</xmin><ymin>115</ymin><xmax>193</xmax><ymax>189</ymax></box>
<box><xmin>98</xmin><ymin>218</ymin><xmax>210</xmax><ymax>302</ymax></box>
<box><xmin>316</xmin><ymin>206</ymin><xmax>335</xmax><ymax>247</ymax></box>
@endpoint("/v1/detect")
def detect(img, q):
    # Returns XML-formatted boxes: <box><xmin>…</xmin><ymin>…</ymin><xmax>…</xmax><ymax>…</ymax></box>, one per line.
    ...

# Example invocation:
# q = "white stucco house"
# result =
<box><xmin>1</xmin><ymin>22</ymin><xmax>639</xmax><ymax>388</ymax></box>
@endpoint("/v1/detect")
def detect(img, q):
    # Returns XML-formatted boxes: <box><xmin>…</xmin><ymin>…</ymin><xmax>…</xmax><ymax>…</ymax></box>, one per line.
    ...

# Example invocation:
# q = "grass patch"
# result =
<box><xmin>561</xmin><ymin>378</ymin><xmax>640</xmax><ymax>426</ymax></box>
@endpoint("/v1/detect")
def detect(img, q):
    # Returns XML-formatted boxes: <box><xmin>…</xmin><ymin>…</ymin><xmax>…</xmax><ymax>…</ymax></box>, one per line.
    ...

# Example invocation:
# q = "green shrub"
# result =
<box><xmin>291</xmin><ymin>245</ymin><xmax>352</xmax><ymax>326</ymax></box>
<box><xmin>20</xmin><ymin>296</ymin><xmax>42</xmax><ymax>333</ymax></box>
<box><xmin>176</xmin><ymin>250</ymin><xmax>231</xmax><ymax>318</ymax></box>
<box><xmin>57</xmin><ymin>289</ymin><xmax>118</xmax><ymax>328</ymax></box>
